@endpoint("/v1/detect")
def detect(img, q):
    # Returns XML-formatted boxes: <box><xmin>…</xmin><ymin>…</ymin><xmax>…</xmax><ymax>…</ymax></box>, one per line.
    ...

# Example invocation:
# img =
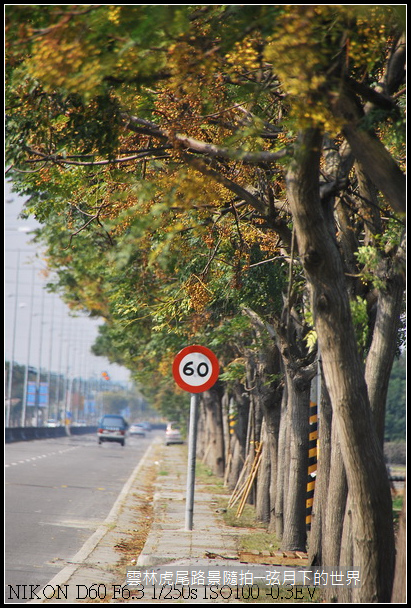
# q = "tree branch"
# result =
<box><xmin>24</xmin><ymin>147</ymin><xmax>171</xmax><ymax>167</ymax></box>
<box><xmin>330</xmin><ymin>89</ymin><xmax>406</xmax><ymax>219</ymax></box>
<box><xmin>241</xmin><ymin>305</ymin><xmax>277</xmax><ymax>340</ymax></box>
<box><xmin>121</xmin><ymin>113</ymin><xmax>292</xmax><ymax>164</ymax></box>
<box><xmin>179</xmin><ymin>152</ymin><xmax>268</xmax><ymax>214</ymax></box>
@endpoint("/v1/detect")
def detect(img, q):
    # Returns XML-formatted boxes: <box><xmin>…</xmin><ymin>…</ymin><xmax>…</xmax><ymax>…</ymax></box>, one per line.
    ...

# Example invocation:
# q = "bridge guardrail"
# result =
<box><xmin>5</xmin><ymin>426</ymin><xmax>97</xmax><ymax>443</ymax></box>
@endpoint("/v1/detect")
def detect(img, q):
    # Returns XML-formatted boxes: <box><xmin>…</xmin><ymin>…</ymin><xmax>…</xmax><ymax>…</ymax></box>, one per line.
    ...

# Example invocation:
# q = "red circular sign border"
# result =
<box><xmin>173</xmin><ymin>345</ymin><xmax>220</xmax><ymax>393</ymax></box>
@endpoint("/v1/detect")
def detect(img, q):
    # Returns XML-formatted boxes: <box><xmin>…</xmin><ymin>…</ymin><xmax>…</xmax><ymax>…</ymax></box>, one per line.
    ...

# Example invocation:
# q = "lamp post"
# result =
<box><xmin>35</xmin><ymin>290</ymin><xmax>46</xmax><ymax>426</ymax></box>
<box><xmin>21</xmin><ymin>267</ymin><xmax>36</xmax><ymax>427</ymax></box>
<box><xmin>6</xmin><ymin>251</ymin><xmax>20</xmax><ymax>427</ymax></box>
<box><xmin>46</xmin><ymin>294</ymin><xmax>56</xmax><ymax>422</ymax></box>
<box><xmin>54</xmin><ymin>305</ymin><xmax>67</xmax><ymax>424</ymax></box>
<box><xmin>65</xmin><ymin>322</ymin><xmax>77</xmax><ymax>427</ymax></box>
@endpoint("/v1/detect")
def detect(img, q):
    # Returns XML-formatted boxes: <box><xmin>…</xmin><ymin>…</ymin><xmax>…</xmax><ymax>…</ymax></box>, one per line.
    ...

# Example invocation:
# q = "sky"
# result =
<box><xmin>4</xmin><ymin>180</ymin><xmax>131</xmax><ymax>385</ymax></box>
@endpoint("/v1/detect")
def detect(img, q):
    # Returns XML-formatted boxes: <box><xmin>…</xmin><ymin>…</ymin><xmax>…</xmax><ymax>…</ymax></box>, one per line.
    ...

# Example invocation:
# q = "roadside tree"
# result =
<box><xmin>5</xmin><ymin>5</ymin><xmax>405</xmax><ymax>601</ymax></box>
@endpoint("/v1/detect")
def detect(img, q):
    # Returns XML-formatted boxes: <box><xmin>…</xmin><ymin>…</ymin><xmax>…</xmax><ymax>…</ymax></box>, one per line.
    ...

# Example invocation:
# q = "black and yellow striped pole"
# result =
<box><xmin>228</xmin><ymin>408</ymin><xmax>237</xmax><ymax>435</ymax></box>
<box><xmin>306</xmin><ymin>401</ymin><xmax>318</xmax><ymax>530</ymax></box>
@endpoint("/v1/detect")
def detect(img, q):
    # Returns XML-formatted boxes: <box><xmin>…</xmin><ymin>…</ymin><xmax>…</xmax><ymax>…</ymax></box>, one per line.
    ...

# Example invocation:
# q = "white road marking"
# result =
<box><xmin>5</xmin><ymin>446</ymin><xmax>80</xmax><ymax>468</ymax></box>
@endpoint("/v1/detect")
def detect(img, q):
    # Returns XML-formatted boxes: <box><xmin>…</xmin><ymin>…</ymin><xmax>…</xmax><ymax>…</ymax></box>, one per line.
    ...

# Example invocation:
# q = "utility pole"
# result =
<box><xmin>6</xmin><ymin>251</ymin><xmax>20</xmax><ymax>427</ymax></box>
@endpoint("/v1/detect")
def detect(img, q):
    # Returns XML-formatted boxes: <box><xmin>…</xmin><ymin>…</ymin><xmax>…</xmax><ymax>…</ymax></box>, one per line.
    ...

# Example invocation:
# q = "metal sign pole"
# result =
<box><xmin>173</xmin><ymin>345</ymin><xmax>219</xmax><ymax>531</ymax></box>
<box><xmin>185</xmin><ymin>392</ymin><xmax>199</xmax><ymax>531</ymax></box>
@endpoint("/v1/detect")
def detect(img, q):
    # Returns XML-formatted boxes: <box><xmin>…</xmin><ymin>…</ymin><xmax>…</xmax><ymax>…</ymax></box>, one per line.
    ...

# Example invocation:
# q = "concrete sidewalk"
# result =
<box><xmin>130</xmin><ymin>442</ymin><xmax>254</xmax><ymax>603</ymax></box>
<box><xmin>30</xmin><ymin>436</ymin><xmax>252</xmax><ymax>604</ymax></box>
<box><xmin>136</xmin><ymin>443</ymin><xmax>242</xmax><ymax>568</ymax></box>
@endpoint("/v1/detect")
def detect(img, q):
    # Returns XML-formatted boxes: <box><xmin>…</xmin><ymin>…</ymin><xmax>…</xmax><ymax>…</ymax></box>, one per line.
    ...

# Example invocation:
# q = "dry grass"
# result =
<box><xmin>86</xmin><ymin>445</ymin><xmax>162</xmax><ymax>602</ymax></box>
<box><xmin>114</xmin><ymin>448</ymin><xmax>163</xmax><ymax>570</ymax></box>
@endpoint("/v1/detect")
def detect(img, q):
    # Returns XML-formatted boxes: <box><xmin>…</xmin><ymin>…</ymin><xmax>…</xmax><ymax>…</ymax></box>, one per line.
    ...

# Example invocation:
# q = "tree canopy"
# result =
<box><xmin>6</xmin><ymin>6</ymin><xmax>406</xmax><ymax>602</ymax></box>
<box><xmin>6</xmin><ymin>6</ymin><xmax>405</xmax><ymax>403</ymax></box>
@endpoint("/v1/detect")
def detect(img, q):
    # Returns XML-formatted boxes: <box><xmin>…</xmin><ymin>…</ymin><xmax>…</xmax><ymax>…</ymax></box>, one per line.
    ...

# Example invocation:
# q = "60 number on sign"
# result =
<box><xmin>173</xmin><ymin>345</ymin><xmax>219</xmax><ymax>393</ymax></box>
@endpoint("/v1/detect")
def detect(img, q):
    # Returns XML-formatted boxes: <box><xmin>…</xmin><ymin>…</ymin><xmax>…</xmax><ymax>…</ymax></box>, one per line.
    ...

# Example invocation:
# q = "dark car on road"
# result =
<box><xmin>97</xmin><ymin>414</ymin><xmax>128</xmax><ymax>446</ymax></box>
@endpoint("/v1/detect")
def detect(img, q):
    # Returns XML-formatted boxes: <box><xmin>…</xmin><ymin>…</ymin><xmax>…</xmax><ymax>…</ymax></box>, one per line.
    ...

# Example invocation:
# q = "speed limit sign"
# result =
<box><xmin>173</xmin><ymin>345</ymin><xmax>219</xmax><ymax>393</ymax></box>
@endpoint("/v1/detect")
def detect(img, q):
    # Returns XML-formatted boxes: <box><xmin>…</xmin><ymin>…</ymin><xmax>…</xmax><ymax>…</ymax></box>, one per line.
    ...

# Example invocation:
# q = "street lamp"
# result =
<box><xmin>46</xmin><ymin>294</ymin><xmax>56</xmax><ymax>422</ymax></box>
<box><xmin>21</xmin><ymin>267</ymin><xmax>35</xmax><ymax>427</ymax></box>
<box><xmin>6</xmin><ymin>251</ymin><xmax>20</xmax><ymax>427</ymax></box>
<box><xmin>35</xmin><ymin>290</ymin><xmax>46</xmax><ymax>426</ymax></box>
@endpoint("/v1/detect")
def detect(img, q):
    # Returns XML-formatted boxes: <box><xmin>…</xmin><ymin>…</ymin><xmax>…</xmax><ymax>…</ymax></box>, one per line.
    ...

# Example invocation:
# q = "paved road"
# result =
<box><xmin>5</xmin><ymin>432</ymin><xmax>157</xmax><ymax>603</ymax></box>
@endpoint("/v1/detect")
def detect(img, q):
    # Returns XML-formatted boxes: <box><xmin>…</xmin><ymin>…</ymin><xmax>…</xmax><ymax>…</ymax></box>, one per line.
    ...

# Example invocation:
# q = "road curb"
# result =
<box><xmin>27</xmin><ymin>437</ymin><xmax>162</xmax><ymax>604</ymax></box>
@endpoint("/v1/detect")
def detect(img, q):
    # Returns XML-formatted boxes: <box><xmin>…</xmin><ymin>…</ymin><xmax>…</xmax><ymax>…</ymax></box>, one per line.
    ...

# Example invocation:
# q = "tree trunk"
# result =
<box><xmin>241</xmin><ymin>307</ymin><xmax>283</xmax><ymax>532</ymax></box>
<box><xmin>221</xmin><ymin>390</ymin><xmax>231</xmax><ymax>479</ymax></box>
<box><xmin>200</xmin><ymin>386</ymin><xmax>225</xmax><ymax>476</ymax></box>
<box><xmin>323</xmin><ymin>423</ymin><xmax>348</xmax><ymax>565</ymax></box>
<box><xmin>255</xmin><ymin>361</ymin><xmax>283</xmax><ymax>526</ymax></box>
<box><xmin>332</xmin><ymin>89</ymin><xmax>406</xmax><ymax>218</ymax></box>
<box><xmin>365</xmin><ymin>236</ymin><xmax>406</xmax><ymax>443</ymax></box>
<box><xmin>338</xmin><ymin>497</ymin><xmax>354</xmax><ymax>603</ymax></box>
<box><xmin>277</xmin><ymin>327</ymin><xmax>317</xmax><ymax>552</ymax></box>
<box><xmin>226</xmin><ymin>383</ymin><xmax>249</xmax><ymax>490</ymax></box>
<box><xmin>308</xmin><ymin>374</ymin><xmax>332</xmax><ymax>566</ymax></box>
<box><xmin>256</xmin><ymin>420</ymin><xmax>271</xmax><ymax>523</ymax></box>
<box><xmin>243</xmin><ymin>369</ymin><xmax>264</xmax><ymax>507</ymax></box>
<box><xmin>281</xmin><ymin>374</ymin><xmax>310</xmax><ymax>551</ymax></box>
<box><xmin>391</xmin><ymin>483</ymin><xmax>406</xmax><ymax>603</ymax></box>
<box><xmin>286</xmin><ymin>128</ymin><xmax>396</xmax><ymax>602</ymax></box>
<box><xmin>262</xmin><ymin>392</ymin><xmax>282</xmax><ymax>531</ymax></box>
<box><xmin>322</xmin><ymin>424</ymin><xmax>348</xmax><ymax>602</ymax></box>
<box><xmin>275</xmin><ymin>384</ymin><xmax>288</xmax><ymax>539</ymax></box>
<box><xmin>354</xmin><ymin>165</ymin><xmax>406</xmax><ymax>444</ymax></box>
<box><xmin>196</xmin><ymin>398</ymin><xmax>207</xmax><ymax>458</ymax></box>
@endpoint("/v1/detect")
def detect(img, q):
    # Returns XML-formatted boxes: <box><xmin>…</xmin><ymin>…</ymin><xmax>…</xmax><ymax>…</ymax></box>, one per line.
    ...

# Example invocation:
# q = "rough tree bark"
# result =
<box><xmin>322</xmin><ymin>425</ymin><xmax>348</xmax><ymax>602</ymax></box>
<box><xmin>332</xmin><ymin>89</ymin><xmax>406</xmax><ymax>219</ymax></box>
<box><xmin>274</xmin><ymin>383</ymin><xmax>288</xmax><ymax>540</ymax></box>
<box><xmin>241</xmin><ymin>307</ymin><xmax>284</xmax><ymax>530</ymax></box>
<box><xmin>198</xmin><ymin>386</ymin><xmax>225</xmax><ymax>476</ymax></box>
<box><xmin>391</xmin><ymin>483</ymin><xmax>406</xmax><ymax>603</ymax></box>
<box><xmin>225</xmin><ymin>382</ymin><xmax>250</xmax><ymax>490</ymax></box>
<box><xmin>277</xmin><ymin>324</ymin><xmax>317</xmax><ymax>552</ymax></box>
<box><xmin>256</xmin><ymin>420</ymin><xmax>271</xmax><ymax>523</ymax></box>
<box><xmin>280</xmin><ymin>372</ymin><xmax>311</xmax><ymax>551</ymax></box>
<box><xmin>364</xmin><ymin>232</ymin><xmax>406</xmax><ymax>443</ymax></box>
<box><xmin>307</xmin><ymin>376</ymin><xmax>333</xmax><ymax>567</ymax></box>
<box><xmin>286</xmin><ymin>128</ymin><xmax>395</xmax><ymax>602</ymax></box>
